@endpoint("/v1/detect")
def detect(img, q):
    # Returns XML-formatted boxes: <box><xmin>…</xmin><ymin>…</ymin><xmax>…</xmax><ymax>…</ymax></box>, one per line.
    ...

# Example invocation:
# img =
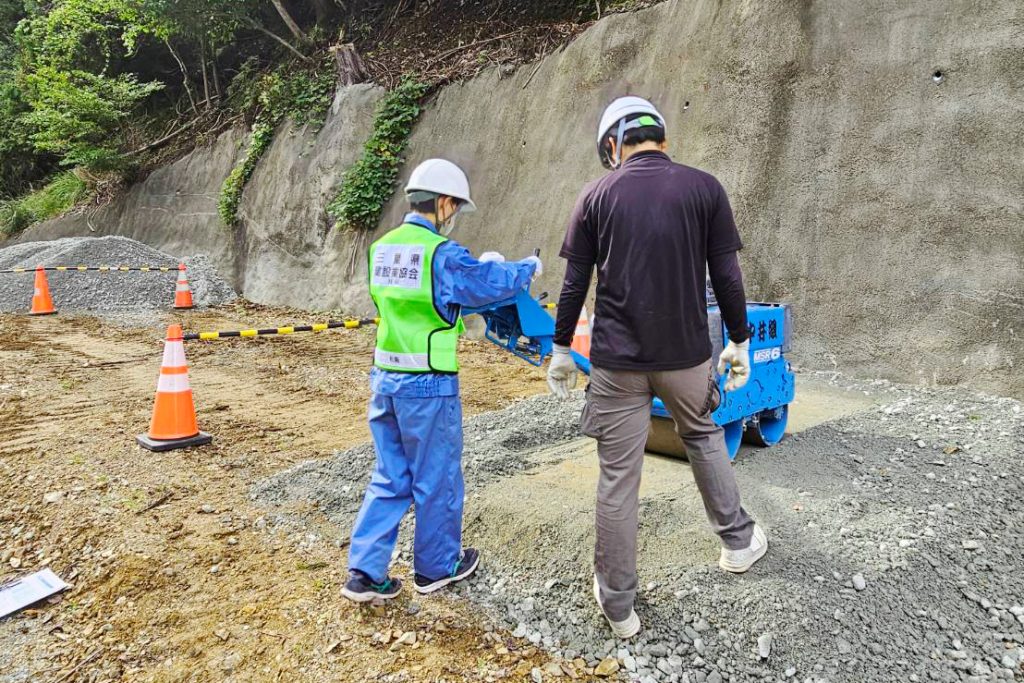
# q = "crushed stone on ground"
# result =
<box><xmin>253</xmin><ymin>374</ymin><xmax>1024</xmax><ymax>683</ymax></box>
<box><xmin>0</xmin><ymin>236</ymin><xmax>236</xmax><ymax>313</ymax></box>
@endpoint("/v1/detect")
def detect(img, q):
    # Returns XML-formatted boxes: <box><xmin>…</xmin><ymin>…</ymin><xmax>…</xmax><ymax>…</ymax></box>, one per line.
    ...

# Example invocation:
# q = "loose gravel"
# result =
<box><xmin>253</xmin><ymin>374</ymin><xmax>1024</xmax><ymax>683</ymax></box>
<box><xmin>0</xmin><ymin>236</ymin><xmax>236</xmax><ymax>313</ymax></box>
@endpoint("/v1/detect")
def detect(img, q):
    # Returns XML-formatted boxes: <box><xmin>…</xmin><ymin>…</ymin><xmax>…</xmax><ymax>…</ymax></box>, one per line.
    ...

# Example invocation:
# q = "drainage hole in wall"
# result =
<box><xmin>932</xmin><ymin>70</ymin><xmax>945</xmax><ymax>84</ymax></box>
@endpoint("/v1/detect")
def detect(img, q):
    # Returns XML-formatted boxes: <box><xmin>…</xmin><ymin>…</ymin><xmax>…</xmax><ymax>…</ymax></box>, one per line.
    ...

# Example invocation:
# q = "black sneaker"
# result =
<box><xmin>414</xmin><ymin>548</ymin><xmax>480</xmax><ymax>594</ymax></box>
<box><xmin>341</xmin><ymin>570</ymin><xmax>403</xmax><ymax>603</ymax></box>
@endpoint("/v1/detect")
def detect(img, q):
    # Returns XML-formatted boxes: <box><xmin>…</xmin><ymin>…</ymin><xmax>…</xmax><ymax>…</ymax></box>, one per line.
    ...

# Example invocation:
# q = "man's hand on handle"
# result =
<box><xmin>717</xmin><ymin>339</ymin><xmax>750</xmax><ymax>392</ymax></box>
<box><xmin>547</xmin><ymin>344</ymin><xmax>578</xmax><ymax>399</ymax></box>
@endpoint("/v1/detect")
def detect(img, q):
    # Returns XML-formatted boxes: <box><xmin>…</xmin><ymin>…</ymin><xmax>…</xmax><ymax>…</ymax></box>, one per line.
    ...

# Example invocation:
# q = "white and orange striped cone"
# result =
<box><xmin>29</xmin><ymin>266</ymin><xmax>57</xmax><ymax>316</ymax></box>
<box><xmin>571</xmin><ymin>305</ymin><xmax>592</xmax><ymax>359</ymax></box>
<box><xmin>136</xmin><ymin>324</ymin><xmax>212</xmax><ymax>452</ymax></box>
<box><xmin>173</xmin><ymin>263</ymin><xmax>194</xmax><ymax>310</ymax></box>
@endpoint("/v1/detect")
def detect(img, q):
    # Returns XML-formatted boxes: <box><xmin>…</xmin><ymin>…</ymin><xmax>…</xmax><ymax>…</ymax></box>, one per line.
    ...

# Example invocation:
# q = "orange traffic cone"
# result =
<box><xmin>571</xmin><ymin>305</ymin><xmax>591</xmax><ymax>359</ymax></box>
<box><xmin>29</xmin><ymin>266</ymin><xmax>57</xmax><ymax>316</ymax></box>
<box><xmin>173</xmin><ymin>263</ymin><xmax>193</xmax><ymax>310</ymax></box>
<box><xmin>136</xmin><ymin>324</ymin><xmax>212</xmax><ymax>452</ymax></box>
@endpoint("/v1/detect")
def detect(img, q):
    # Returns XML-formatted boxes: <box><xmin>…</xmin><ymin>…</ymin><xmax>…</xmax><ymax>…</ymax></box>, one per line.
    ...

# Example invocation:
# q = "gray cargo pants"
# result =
<box><xmin>582</xmin><ymin>360</ymin><xmax>755</xmax><ymax>622</ymax></box>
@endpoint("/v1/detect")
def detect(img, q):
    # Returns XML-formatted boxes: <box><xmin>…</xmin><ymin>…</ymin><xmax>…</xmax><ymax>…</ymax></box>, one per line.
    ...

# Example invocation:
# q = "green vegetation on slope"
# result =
<box><xmin>0</xmin><ymin>171</ymin><xmax>88</xmax><ymax>237</ymax></box>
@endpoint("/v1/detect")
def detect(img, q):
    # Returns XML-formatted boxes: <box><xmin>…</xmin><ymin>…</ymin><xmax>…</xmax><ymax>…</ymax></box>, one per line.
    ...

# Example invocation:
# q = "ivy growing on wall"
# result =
<box><xmin>218</xmin><ymin>58</ymin><xmax>336</xmax><ymax>226</ymax></box>
<box><xmin>327</xmin><ymin>77</ymin><xmax>427</xmax><ymax>231</ymax></box>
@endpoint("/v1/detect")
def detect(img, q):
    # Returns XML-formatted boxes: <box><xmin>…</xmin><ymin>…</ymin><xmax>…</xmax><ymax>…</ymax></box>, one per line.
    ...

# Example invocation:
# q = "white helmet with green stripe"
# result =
<box><xmin>596</xmin><ymin>96</ymin><xmax>666</xmax><ymax>170</ymax></box>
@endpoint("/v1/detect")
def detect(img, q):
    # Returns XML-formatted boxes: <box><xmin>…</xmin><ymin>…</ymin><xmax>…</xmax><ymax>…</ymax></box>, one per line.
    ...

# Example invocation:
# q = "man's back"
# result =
<box><xmin>559</xmin><ymin>150</ymin><xmax>743</xmax><ymax>370</ymax></box>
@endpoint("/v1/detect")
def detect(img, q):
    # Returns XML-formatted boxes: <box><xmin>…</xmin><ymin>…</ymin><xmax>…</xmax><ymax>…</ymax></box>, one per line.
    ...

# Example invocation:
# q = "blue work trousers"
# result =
<box><xmin>348</xmin><ymin>392</ymin><xmax>465</xmax><ymax>583</ymax></box>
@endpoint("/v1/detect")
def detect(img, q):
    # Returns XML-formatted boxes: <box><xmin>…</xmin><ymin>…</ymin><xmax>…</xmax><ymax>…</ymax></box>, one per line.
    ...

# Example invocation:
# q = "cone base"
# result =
<box><xmin>30</xmin><ymin>310</ymin><xmax>57</xmax><ymax>316</ymax></box>
<box><xmin>136</xmin><ymin>431</ymin><xmax>212</xmax><ymax>452</ymax></box>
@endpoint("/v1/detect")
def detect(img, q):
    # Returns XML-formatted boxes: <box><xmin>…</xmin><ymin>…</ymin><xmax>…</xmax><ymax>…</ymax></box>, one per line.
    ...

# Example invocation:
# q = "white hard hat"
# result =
<box><xmin>404</xmin><ymin>158</ymin><xmax>477</xmax><ymax>213</ymax></box>
<box><xmin>596</xmin><ymin>96</ymin><xmax>666</xmax><ymax>169</ymax></box>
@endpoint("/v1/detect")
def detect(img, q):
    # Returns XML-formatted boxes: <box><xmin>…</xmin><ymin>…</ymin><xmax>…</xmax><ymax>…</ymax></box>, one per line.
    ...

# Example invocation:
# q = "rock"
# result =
<box><xmin>42</xmin><ymin>491</ymin><xmax>64</xmax><ymax>504</ymax></box>
<box><xmin>648</xmin><ymin>643</ymin><xmax>670</xmax><ymax>658</ymax></box>
<box><xmin>706</xmin><ymin>672</ymin><xmax>722</xmax><ymax>683</ymax></box>
<box><xmin>623</xmin><ymin>654</ymin><xmax>638</xmax><ymax>672</ymax></box>
<box><xmin>521</xmin><ymin>597</ymin><xmax>536</xmax><ymax>612</ymax></box>
<box><xmin>757</xmin><ymin>634</ymin><xmax>772</xmax><ymax>659</ymax></box>
<box><xmin>852</xmin><ymin>574</ymin><xmax>867</xmax><ymax>591</ymax></box>
<box><xmin>595</xmin><ymin>657</ymin><xmax>620</xmax><ymax>677</ymax></box>
<box><xmin>693</xmin><ymin>619</ymin><xmax>710</xmax><ymax>632</ymax></box>
<box><xmin>9</xmin><ymin>557</ymin><xmax>21</xmax><ymax>569</ymax></box>
<box><xmin>962</xmin><ymin>540</ymin><xmax>981</xmax><ymax>551</ymax></box>
<box><xmin>531</xmin><ymin>667</ymin><xmax>543</xmax><ymax>683</ymax></box>
<box><xmin>784</xmin><ymin>666</ymin><xmax>797</xmax><ymax>678</ymax></box>
<box><xmin>389</xmin><ymin>631</ymin><xmax>416</xmax><ymax>651</ymax></box>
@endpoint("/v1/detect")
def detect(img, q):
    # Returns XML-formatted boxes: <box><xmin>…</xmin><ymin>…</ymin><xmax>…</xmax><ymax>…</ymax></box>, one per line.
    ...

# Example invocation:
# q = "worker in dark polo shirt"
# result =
<box><xmin>548</xmin><ymin>96</ymin><xmax>768</xmax><ymax>638</ymax></box>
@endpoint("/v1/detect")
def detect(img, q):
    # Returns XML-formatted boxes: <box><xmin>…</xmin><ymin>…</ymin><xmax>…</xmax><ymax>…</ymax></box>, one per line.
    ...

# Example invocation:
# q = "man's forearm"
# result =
<box><xmin>708</xmin><ymin>250</ymin><xmax>749</xmax><ymax>343</ymax></box>
<box><xmin>554</xmin><ymin>259</ymin><xmax>594</xmax><ymax>347</ymax></box>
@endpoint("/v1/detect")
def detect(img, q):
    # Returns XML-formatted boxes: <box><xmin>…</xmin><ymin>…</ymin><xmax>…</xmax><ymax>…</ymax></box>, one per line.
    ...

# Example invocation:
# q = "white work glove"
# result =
<box><xmin>717</xmin><ymin>339</ymin><xmax>751</xmax><ymax>392</ymax></box>
<box><xmin>547</xmin><ymin>343</ymin><xmax>578</xmax><ymax>399</ymax></box>
<box><xmin>521</xmin><ymin>255</ymin><xmax>543</xmax><ymax>279</ymax></box>
<box><xmin>479</xmin><ymin>251</ymin><xmax>505</xmax><ymax>263</ymax></box>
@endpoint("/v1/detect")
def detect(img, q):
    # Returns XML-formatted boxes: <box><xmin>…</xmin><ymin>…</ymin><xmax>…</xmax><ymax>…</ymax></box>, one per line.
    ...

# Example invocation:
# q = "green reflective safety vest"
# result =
<box><xmin>369</xmin><ymin>223</ymin><xmax>464</xmax><ymax>373</ymax></box>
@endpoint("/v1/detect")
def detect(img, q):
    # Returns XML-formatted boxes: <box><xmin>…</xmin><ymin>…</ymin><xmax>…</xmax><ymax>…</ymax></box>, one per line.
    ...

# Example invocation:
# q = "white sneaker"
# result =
<box><xmin>719</xmin><ymin>524</ymin><xmax>768</xmax><ymax>573</ymax></box>
<box><xmin>592</xmin><ymin>576</ymin><xmax>641</xmax><ymax>639</ymax></box>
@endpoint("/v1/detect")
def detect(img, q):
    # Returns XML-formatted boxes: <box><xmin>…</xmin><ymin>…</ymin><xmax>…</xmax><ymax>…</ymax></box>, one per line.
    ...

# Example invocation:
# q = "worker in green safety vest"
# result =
<box><xmin>342</xmin><ymin>158</ymin><xmax>542</xmax><ymax>602</ymax></box>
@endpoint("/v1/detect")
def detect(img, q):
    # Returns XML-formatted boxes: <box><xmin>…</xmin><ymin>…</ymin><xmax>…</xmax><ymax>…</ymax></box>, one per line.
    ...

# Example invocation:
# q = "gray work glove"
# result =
<box><xmin>479</xmin><ymin>251</ymin><xmax>506</xmax><ymax>263</ymax></box>
<box><xmin>547</xmin><ymin>343</ymin><xmax>578</xmax><ymax>399</ymax></box>
<box><xmin>717</xmin><ymin>339</ymin><xmax>751</xmax><ymax>392</ymax></box>
<box><xmin>520</xmin><ymin>254</ymin><xmax>543</xmax><ymax>279</ymax></box>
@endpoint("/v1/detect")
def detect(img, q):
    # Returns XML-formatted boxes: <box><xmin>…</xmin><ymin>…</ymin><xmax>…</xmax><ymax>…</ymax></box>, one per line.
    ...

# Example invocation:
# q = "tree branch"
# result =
<box><xmin>247</xmin><ymin>20</ymin><xmax>311</xmax><ymax>61</ymax></box>
<box><xmin>270</xmin><ymin>0</ymin><xmax>310</xmax><ymax>44</ymax></box>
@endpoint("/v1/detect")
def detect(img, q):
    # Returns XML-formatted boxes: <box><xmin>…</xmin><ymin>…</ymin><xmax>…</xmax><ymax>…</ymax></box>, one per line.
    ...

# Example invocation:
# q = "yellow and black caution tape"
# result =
<box><xmin>0</xmin><ymin>265</ymin><xmax>178</xmax><ymax>274</ymax></box>
<box><xmin>183</xmin><ymin>318</ymin><xmax>380</xmax><ymax>341</ymax></box>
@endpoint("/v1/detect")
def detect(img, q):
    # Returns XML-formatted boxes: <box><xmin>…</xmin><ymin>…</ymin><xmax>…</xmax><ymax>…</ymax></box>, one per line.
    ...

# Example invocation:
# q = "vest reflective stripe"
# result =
<box><xmin>369</xmin><ymin>224</ymin><xmax>462</xmax><ymax>374</ymax></box>
<box><xmin>374</xmin><ymin>349</ymin><xmax>430</xmax><ymax>370</ymax></box>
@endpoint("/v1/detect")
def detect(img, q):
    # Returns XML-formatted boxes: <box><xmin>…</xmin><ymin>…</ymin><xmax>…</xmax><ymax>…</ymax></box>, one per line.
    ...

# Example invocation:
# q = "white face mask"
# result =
<box><xmin>440</xmin><ymin>213</ymin><xmax>458</xmax><ymax>236</ymax></box>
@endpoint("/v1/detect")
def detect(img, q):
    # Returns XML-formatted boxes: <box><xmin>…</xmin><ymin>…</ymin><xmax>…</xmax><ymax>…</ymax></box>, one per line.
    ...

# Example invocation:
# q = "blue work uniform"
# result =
<box><xmin>348</xmin><ymin>213</ymin><xmax>536</xmax><ymax>583</ymax></box>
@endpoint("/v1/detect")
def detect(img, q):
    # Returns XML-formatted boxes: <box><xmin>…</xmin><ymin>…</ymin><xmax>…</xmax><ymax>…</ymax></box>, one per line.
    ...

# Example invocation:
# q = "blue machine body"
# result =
<box><xmin>467</xmin><ymin>289</ymin><xmax>795</xmax><ymax>459</ymax></box>
<box><xmin>463</xmin><ymin>289</ymin><xmax>554</xmax><ymax>366</ymax></box>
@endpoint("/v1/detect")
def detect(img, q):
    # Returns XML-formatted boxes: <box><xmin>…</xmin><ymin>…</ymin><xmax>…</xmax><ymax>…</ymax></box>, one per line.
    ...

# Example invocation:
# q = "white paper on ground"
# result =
<box><xmin>0</xmin><ymin>569</ymin><xmax>70</xmax><ymax>618</ymax></box>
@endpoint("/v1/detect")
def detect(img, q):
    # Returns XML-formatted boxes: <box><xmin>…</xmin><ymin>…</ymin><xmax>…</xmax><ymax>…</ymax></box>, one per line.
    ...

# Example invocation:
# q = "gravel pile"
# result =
<box><xmin>0</xmin><ymin>236</ymin><xmax>236</xmax><ymax>313</ymax></box>
<box><xmin>253</xmin><ymin>376</ymin><xmax>1024</xmax><ymax>683</ymax></box>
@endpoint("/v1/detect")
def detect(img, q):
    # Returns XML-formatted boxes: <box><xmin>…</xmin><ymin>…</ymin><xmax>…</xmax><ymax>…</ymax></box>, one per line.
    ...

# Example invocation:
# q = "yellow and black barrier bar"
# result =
<box><xmin>183</xmin><ymin>318</ymin><xmax>380</xmax><ymax>341</ymax></box>
<box><xmin>0</xmin><ymin>265</ymin><xmax>179</xmax><ymax>273</ymax></box>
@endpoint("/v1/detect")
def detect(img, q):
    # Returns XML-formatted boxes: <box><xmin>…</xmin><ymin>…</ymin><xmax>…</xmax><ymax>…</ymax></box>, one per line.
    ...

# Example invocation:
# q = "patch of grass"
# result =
<box><xmin>0</xmin><ymin>170</ymin><xmax>88</xmax><ymax>236</ymax></box>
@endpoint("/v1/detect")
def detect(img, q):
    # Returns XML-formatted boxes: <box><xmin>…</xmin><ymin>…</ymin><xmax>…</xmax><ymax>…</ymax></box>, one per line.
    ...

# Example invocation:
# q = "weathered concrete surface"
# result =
<box><xmin>18</xmin><ymin>1</ymin><xmax>1024</xmax><ymax>396</ymax></box>
<box><xmin>379</xmin><ymin>0</ymin><xmax>1024</xmax><ymax>397</ymax></box>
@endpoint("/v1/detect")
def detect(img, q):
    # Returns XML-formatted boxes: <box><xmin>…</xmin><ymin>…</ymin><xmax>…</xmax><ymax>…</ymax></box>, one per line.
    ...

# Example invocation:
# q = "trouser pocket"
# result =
<box><xmin>699</xmin><ymin>366</ymin><xmax>721</xmax><ymax>417</ymax></box>
<box><xmin>580</xmin><ymin>381</ymin><xmax>601</xmax><ymax>438</ymax></box>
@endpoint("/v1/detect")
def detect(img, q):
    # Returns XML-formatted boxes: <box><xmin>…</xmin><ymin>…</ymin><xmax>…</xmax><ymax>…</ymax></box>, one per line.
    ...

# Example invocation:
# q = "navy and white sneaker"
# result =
<box><xmin>341</xmin><ymin>570</ymin><xmax>403</xmax><ymax>603</ymax></box>
<box><xmin>414</xmin><ymin>548</ymin><xmax>480</xmax><ymax>594</ymax></box>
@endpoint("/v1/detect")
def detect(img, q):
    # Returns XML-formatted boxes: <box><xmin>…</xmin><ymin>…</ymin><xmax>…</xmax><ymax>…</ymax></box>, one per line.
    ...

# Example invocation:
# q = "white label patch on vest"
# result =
<box><xmin>372</xmin><ymin>244</ymin><xmax>426</xmax><ymax>289</ymax></box>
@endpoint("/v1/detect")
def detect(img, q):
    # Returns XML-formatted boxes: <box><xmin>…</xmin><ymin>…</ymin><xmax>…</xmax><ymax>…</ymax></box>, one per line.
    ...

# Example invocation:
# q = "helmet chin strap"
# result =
<box><xmin>611</xmin><ymin>118</ymin><xmax>628</xmax><ymax>170</ymax></box>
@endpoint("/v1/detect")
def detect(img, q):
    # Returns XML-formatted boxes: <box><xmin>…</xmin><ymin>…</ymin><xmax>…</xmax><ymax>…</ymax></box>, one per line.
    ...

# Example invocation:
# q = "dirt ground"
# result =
<box><xmin>0</xmin><ymin>302</ymin><xmax>581</xmax><ymax>683</ymax></box>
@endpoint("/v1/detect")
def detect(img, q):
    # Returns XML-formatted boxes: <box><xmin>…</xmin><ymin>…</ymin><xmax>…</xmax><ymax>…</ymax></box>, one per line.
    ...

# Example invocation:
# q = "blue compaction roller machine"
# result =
<box><xmin>464</xmin><ymin>284</ymin><xmax>795</xmax><ymax>460</ymax></box>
